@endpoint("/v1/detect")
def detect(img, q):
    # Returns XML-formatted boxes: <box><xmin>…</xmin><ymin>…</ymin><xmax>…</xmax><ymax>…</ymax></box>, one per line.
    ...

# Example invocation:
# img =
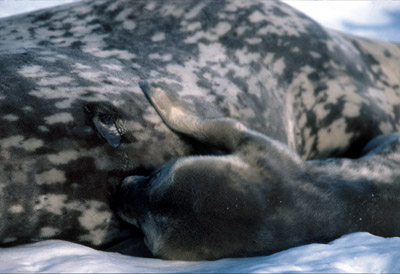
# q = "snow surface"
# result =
<box><xmin>1</xmin><ymin>232</ymin><xmax>399</xmax><ymax>273</ymax></box>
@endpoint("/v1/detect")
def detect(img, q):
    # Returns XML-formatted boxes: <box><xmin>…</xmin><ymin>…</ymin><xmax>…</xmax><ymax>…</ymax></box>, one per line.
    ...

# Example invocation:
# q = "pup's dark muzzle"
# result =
<box><xmin>117</xmin><ymin>175</ymin><xmax>149</xmax><ymax>227</ymax></box>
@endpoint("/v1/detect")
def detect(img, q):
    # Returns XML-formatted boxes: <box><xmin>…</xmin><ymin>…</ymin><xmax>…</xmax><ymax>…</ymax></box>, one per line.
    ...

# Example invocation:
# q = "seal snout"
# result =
<box><xmin>117</xmin><ymin>175</ymin><xmax>149</xmax><ymax>227</ymax></box>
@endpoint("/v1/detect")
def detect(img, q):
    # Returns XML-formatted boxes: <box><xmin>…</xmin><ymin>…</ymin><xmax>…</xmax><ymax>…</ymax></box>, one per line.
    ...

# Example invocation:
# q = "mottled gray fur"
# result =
<box><xmin>0</xmin><ymin>0</ymin><xmax>399</xmax><ymax>259</ymax></box>
<box><xmin>117</xmin><ymin>82</ymin><xmax>400</xmax><ymax>260</ymax></box>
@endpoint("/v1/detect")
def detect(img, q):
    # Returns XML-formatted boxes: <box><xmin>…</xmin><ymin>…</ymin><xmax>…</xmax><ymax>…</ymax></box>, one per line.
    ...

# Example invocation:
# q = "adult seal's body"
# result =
<box><xmin>0</xmin><ymin>0</ymin><xmax>400</xmax><ymax>258</ymax></box>
<box><xmin>118</xmin><ymin>82</ymin><xmax>400</xmax><ymax>260</ymax></box>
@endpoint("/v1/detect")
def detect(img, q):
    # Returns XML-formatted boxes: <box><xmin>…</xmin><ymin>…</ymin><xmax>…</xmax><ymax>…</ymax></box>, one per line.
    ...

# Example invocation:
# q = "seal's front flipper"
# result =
<box><xmin>139</xmin><ymin>81</ymin><xmax>304</xmax><ymax>168</ymax></box>
<box><xmin>85</xmin><ymin>103</ymin><xmax>123</xmax><ymax>148</ymax></box>
<box><xmin>139</xmin><ymin>80</ymin><xmax>244</xmax><ymax>152</ymax></box>
<box><xmin>139</xmin><ymin>81</ymin><xmax>197</xmax><ymax>133</ymax></box>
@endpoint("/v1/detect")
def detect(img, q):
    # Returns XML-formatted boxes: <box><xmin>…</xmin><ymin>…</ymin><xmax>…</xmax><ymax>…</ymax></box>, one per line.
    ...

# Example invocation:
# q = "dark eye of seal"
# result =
<box><xmin>99</xmin><ymin>113</ymin><xmax>114</xmax><ymax>125</ymax></box>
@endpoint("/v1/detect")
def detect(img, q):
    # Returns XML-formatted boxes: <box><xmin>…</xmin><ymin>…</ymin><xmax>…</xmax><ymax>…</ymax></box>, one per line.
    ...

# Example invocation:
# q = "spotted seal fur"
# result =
<box><xmin>117</xmin><ymin>81</ymin><xmax>400</xmax><ymax>260</ymax></box>
<box><xmin>0</xmin><ymin>0</ymin><xmax>399</xmax><ymax>258</ymax></box>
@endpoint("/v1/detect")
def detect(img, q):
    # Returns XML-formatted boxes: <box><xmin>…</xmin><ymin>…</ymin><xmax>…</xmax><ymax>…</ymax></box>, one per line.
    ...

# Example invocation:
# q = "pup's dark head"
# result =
<box><xmin>117</xmin><ymin>157</ymin><xmax>265</xmax><ymax>260</ymax></box>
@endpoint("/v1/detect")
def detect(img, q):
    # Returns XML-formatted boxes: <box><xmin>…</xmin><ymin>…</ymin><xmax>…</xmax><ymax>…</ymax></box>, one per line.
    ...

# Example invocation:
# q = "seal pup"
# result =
<box><xmin>117</xmin><ymin>81</ymin><xmax>400</xmax><ymax>261</ymax></box>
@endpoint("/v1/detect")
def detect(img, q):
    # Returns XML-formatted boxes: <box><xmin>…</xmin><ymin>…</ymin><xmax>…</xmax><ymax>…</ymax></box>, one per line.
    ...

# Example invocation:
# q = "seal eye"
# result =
<box><xmin>99</xmin><ymin>113</ymin><xmax>114</xmax><ymax>125</ymax></box>
<box><xmin>85</xmin><ymin>103</ymin><xmax>124</xmax><ymax>148</ymax></box>
<box><xmin>92</xmin><ymin>115</ymin><xmax>121</xmax><ymax>148</ymax></box>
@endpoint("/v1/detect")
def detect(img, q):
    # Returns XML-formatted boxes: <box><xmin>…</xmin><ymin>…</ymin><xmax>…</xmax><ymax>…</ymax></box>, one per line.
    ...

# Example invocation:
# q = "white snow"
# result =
<box><xmin>0</xmin><ymin>0</ymin><xmax>81</xmax><ymax>19</ymax></box>
<box><xmin>1</xmin><ymin>232</ymin><xmax>400</xmax><ymax>273</ymax></box>
<box><xmin>283</xmin><ymin>1</ymin><xmax>400</xmax><ymax>42</ymax></box>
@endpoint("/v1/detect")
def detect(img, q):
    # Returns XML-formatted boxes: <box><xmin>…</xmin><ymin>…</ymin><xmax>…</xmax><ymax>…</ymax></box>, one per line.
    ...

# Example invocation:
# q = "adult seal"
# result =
<box><xmin>0</xmin><ymin>0</ymin><xmax>400</xmax><ymax>258</ymax></box>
